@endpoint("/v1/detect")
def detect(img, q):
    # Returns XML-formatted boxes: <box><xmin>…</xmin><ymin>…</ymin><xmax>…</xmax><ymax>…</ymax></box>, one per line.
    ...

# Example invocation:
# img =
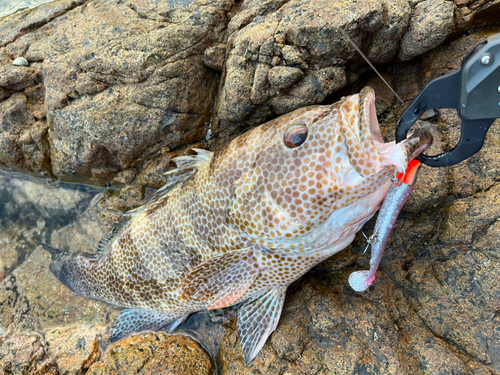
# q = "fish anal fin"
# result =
<box><xmin>110</xmin><ymin>309</ymin><xmax>181</xmax><ymax>342</ymax></box>
<box><xmin>237</xmin><ymin>287</ymin><xmax>286</xmax><ymax>363</ymax></box>
<box><xmin>181</xmin><ymin>249</ymin><xmax>264</xmax><ymax>310</ymax></box>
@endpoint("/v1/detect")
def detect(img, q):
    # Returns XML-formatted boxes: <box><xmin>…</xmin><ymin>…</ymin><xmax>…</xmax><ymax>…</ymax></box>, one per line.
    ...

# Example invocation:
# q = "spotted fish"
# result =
<box><xmin>43</xmin><ymin>87</ymin><xmax>432</xmax><ymax>363</ymax></box>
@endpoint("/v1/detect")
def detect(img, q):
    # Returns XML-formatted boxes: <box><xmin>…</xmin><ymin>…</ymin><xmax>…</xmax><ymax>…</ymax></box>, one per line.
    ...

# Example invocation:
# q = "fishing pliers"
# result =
<box><xmin>395</xmin><ymin>32</ymin><xmax>500</xmax><ymax>167</ymax></box>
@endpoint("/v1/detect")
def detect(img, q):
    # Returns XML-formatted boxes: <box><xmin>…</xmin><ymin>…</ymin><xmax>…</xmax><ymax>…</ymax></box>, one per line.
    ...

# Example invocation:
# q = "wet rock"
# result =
<box><xmin>399</xmin><ymin>0</ymin><xmax>456</xmax><ymax>61</ymax></box>
<box><xmin>45</xmin><ymin>325</ymin><xmax>102</xmax><ymax>374</ymax></box>
<box><xmin>0</xmin><ymin>332</ymin><xmax>47</xmax><ymax>374</ymax></box>
<box><xmin>0</xmin><ymin>247</ymin><xmax>112</xmax><ymax>374</ymax></box>
<box><xmin>86</xmin><ymin>333</ymin><xmax>212</xmax><ymax>375</ymax></box>
<box><xmin>0</xmin><ymin>239</ymin><xmax>18</xmax><ymax>283</ymax></box>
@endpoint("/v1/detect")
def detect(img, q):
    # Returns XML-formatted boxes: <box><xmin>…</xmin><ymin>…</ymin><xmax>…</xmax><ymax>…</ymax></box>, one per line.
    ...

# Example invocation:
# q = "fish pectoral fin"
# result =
<box><xmin>181</xmin><ymin>248</ymin><xmax>265</xmax><ymax>310</ymax></box>
<box><xmin>110</xmin><ymin>309</ymin><xmax>180</xmax><ymax>342</ymax></box>
<box><xmin>237</xmin><ymin>287</ymin><xmax>286</xmax><ymax>364</ymax></box>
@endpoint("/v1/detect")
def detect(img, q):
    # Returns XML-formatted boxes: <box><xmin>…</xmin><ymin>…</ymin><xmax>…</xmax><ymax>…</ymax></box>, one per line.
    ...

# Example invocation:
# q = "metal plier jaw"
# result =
<box><xmin>396</xmin><ymin>33</ymin><xmax>500</xmax><ymax>167</ymax></box>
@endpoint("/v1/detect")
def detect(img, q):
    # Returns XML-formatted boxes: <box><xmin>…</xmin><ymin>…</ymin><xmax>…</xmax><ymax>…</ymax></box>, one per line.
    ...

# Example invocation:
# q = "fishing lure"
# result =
<box><xmin>349</xmin><ymin>159</ymin><xmax>422</xmax><ymax>292</ymax></box>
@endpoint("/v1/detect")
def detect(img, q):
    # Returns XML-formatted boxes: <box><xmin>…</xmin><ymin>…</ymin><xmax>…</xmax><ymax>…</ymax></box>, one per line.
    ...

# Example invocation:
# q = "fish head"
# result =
<box><xmin>225</xmin><ymin>87</ymin><xmax>432</xmax><ymax>250</ymax></box>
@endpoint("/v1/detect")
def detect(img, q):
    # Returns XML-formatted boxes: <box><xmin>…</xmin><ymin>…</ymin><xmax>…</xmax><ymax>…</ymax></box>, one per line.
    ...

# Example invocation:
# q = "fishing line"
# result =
<box><xmin>338</xmin><ymin>27</ymin><xmax>422</xmax><ymax>129</ymax></box>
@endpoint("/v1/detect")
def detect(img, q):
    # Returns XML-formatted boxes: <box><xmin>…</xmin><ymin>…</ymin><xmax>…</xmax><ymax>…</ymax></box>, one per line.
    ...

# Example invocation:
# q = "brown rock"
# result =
<box><xmin>45</xmin><ymin>325</ymin><xmax>102</xmax><ymax>374</ymax></box>
<box><xmin>368</xmin><ymin>0</ymin><xmax>412</xmax><ymax>63</ymax></box>
<box><xmin>0</xmin><ymin>0</ymin><xmax>231</xmax><ymax>185</ymax></box>
<box><xmin>399</xmin><ymin>0</ymin><xmax>456</xmax><ymax>61</ymax></box>
<box><xmin>267</xmin><ymin>66</ymin><xmax>304</xmax><ymax>89</ymax></box>
<box><xmin>86</xmin><ymin>333</ymin><xmax>212</xmax><ymax>375</ymax></box>
<box><xmin>204</xmin><ymin>44</ymin><xmax>227</xmax><ymax>71</ymax></box>
<box><xmin>217</xmin><ymin>0</ymin><xmax>384</xmax><ymax>126</ymax></box>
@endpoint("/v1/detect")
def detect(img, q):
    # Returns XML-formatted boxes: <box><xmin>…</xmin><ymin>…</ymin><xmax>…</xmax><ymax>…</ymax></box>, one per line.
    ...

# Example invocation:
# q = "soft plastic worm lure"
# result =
<box><xmin>348</xmin><ymin>159</ymin><xmax>422</xmax><ymax>292</ymax></box>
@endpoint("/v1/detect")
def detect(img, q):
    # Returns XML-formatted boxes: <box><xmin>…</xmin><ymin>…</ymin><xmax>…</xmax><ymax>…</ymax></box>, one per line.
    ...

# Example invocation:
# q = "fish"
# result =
<box><xmin>42</xmin><ymin>86</ymin><xmax>433</xmax><ymax>363</ymax></box>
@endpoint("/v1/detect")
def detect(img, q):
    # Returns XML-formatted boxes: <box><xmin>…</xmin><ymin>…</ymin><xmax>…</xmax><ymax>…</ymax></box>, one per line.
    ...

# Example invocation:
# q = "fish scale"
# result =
<box><xmin>43</xmin><ymin>87</ymin><xmax>433</xmax><ymax>363</ymax></box>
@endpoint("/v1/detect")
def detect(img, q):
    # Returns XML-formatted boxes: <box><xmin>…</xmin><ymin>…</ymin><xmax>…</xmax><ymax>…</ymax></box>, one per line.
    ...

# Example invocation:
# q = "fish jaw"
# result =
<box><xmin>335</xmin><ymin>86</ymin><xmax>433</xmax><ymax>176</ymax></box>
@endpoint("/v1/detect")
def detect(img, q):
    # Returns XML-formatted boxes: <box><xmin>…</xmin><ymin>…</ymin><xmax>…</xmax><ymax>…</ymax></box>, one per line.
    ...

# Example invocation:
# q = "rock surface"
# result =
<box><xmin>1</xmin><ymin>0</ymin><xmax>500</xmax><ymax>374</ymax></box>
<box><xmin>1</xmin><ymin>0</ymin><xmax>500</xmax><ymax>186</ymax></box>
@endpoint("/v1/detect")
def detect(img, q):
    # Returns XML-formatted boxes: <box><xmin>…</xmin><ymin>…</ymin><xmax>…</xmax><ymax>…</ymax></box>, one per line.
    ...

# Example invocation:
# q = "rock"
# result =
<box><xmin>399</xmin><ymin>0</ymin><xmax>456</xmax><ymax>61</ymax></box>
<box><xmin>12</xmin><ymin>57</ymin><xmax>29</xmax><ymax>66</ymax></box>
<box><xmin>216</xmin><ymin>0</ymin><xmax>384</xmax><ymax>126</ymax></box>
<box><xmin>0</xmin><ymin>0</ymin><xmax>89</xmax><ymax>48</ymax></box>
<box><xmin>1</xmin><ymin>0</ymin><xmax>231</xmax><ymax>186</ymax></box>
<box><xmin>0</xmin><ymin>240</ymin><xmax>18</xmax><ymax>283</ymax></box>
<box><xmin>367</xmin><ymin>0</ymin><xmax>412</xmax><ymax>63</ymax></box>
<box><xmin>268</xmin><ymin>66</ymin><xmax>304</xmax><ymax>89</ymax></box>
<box><xmin>204</xmin><ymin>44</ymin><xmax>227</xmax><ymax>71</ymax></box>
<box><xmin>45</xmin><ymin>325</ymin><xmax>102</xmax><ymax>374</ymax></box>
<box><xmin>86</xmin><ymin>333</ymin><xmax>212</xmax><ymax>375</ymax></box>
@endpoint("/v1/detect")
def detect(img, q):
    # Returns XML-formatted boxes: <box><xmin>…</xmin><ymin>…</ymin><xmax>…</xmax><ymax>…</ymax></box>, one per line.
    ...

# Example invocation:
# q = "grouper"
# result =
<box><xmin>43</xmin><ymin>87</ymin><xmax>433</xmax><ymax>363</ymax></box>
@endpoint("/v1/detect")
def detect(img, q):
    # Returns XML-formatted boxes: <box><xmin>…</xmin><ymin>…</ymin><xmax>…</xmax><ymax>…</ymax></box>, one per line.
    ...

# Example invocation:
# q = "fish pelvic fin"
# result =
<box><xmin>180</xmin><ymin>248</ymin><xmax>265</xmax><ymax>310</ymax></box>
<box><xmin>110</xmin><ymin>309</ymin><xmax>186</xmax><ymax>342</ymax></box>
<box><xmin>237</xmin><ymin>287</ymin><xmax>286</xmax><ymax>364</ymax></box>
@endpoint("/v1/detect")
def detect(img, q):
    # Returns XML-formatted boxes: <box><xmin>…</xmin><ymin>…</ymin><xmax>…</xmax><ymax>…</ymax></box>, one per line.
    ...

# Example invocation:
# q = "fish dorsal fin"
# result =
<box><xmin>180</xmin><ymin>248</ymin><xmax>265</xmax><ymax>310</ymax></box>
<box><xmin>148</xmin><ymin>148</ymin><xmax>213</xmax><ymax>204</ymax></box>
<box><xmin>237</xmin><ymin>287</ymin><xmax>286</xmax><ymax>363</ymax></box>
<box><xmin>167</xmin><ymin>148</ymin><xmax>213</xmax><ymax>173</ymax></box>
<box><xmin>91</xmin><ymin>148</ymin><xmax>213</xmax><ymax>260</ymax></box>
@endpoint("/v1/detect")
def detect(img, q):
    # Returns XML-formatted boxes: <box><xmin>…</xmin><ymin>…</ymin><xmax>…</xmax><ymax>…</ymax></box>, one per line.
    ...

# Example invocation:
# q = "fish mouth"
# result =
<box><xmin>358</xmin><ymin>87</ymin><xmax>434</xmax><ymax>172</ymax></box>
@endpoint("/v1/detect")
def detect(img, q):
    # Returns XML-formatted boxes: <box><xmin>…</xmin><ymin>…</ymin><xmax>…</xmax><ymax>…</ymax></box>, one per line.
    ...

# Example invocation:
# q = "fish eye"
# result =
<box><xmin>284</xmin><ymin>125</ymin><xmax>308</xmax><ymax>148</ymax></box>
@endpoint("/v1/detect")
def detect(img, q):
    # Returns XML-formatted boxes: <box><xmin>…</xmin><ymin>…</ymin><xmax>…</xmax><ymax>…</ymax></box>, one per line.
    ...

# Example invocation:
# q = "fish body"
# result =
<box><xmin>45</xmin><ymin>87</ymin><xmax>432</xmax><ymax>363</ymax></box>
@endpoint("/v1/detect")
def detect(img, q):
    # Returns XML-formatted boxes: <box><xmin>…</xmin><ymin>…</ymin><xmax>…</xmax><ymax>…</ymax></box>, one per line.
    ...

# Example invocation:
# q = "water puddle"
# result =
<box><xmin>0</xmin><ymin>0</ymin><xmax>56</xmax><ymax>18</ymax></box>
<box><xmin>0</xmin><ymin>169</ymin><xmax>103</xmax><ymax>281</ymax></box>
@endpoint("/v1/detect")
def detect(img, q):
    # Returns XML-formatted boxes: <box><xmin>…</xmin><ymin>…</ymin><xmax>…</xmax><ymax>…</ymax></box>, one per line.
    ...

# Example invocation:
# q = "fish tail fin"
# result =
<box><xmin>40</xmin><ymin>242</ymin><xmax>94</xmax><ymax>299</ymax></box>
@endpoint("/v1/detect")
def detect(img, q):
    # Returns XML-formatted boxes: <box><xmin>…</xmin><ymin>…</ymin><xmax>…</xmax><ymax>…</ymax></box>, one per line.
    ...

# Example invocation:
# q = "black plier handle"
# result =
<box><xmin>395</xmin><ymin>33</ymin><xmax>500</xmax><ymax>167</ymax></box>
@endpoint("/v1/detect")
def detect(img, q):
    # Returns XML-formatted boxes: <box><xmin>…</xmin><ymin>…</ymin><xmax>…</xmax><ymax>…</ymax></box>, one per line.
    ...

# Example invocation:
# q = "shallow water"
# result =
<box><xmin>0</xmin><ymin>169</ymin><xmax>103</xmax><ymax>280</ymax></box>
<box><xmin>0</xmin><ymin>0</ymin><xmax>55</xmax><ymax>18</ymax></box>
